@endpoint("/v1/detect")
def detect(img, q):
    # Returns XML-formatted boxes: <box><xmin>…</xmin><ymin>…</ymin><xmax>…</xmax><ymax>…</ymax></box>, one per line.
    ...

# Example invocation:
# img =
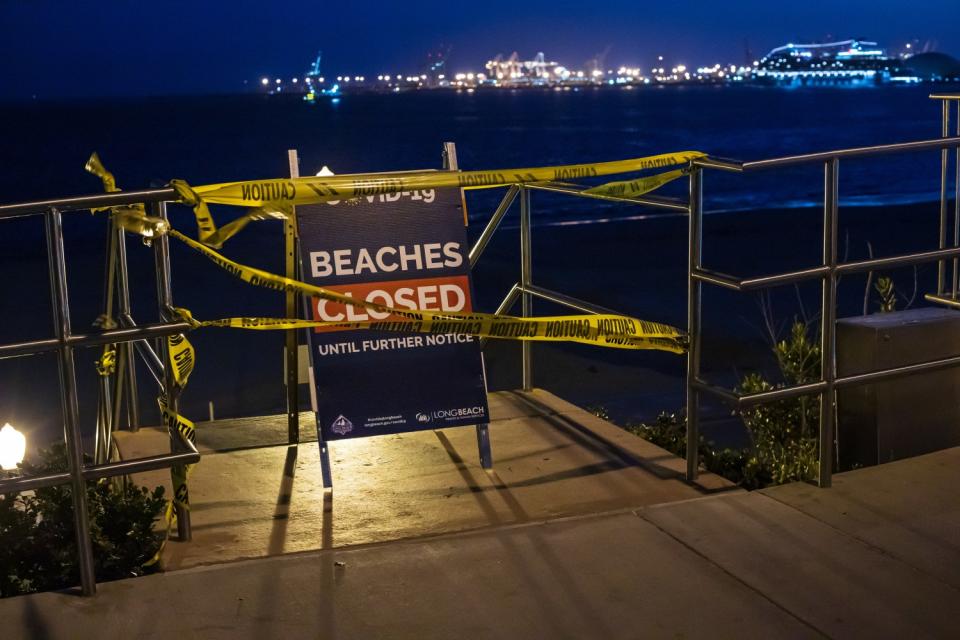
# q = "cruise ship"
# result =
<box><xmin>753</xmin><ymin>40</ymin><xmax>913</xmax><ymax>86</ymax></box>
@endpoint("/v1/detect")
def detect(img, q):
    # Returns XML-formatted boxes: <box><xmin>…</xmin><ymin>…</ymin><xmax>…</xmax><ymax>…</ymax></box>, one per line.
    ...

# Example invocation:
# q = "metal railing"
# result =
<box><xmin>0</xmin><ymin>192</ymin><xmax>199</xmax><ymax>596</ymax></box>
<box><xmin>469</xmin><ymin>179</ymin><xmax>685</xmax><ymax>391</ymax></box>
<box><xmin>685</xmin><ymin>93</ymin><xmax>960</xmax><ymax>488</ymax></box>
<box><xmin>2</xmin><ymin>95</ymin><xmax>960</xmax><ymax>594</ymax></box>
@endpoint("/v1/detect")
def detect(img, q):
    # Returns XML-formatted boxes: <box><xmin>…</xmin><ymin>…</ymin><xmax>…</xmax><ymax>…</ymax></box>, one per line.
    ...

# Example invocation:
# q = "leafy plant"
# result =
<box><xmin>610</xmin><ymin>320</ymin><xmax>822</xmax><ymax>489</ymax></box>
<box><xmin>625</xmin><ymin>411</ymin><xmax>767</xmax><ymax>489</ymax></box>
<box><xmin>874</xmin><ymin>276</ymin><xmax>897</xmax><ymax>312</ymax></box>
<box><xmin>736</xmin><ymin>321</ymin><xmax>820</xmax><ymax>486</ymax></box>
<box><xmin>1</xmin><ymin>444</ymin><xmax>166</xmax><ymax>598</ymax></box>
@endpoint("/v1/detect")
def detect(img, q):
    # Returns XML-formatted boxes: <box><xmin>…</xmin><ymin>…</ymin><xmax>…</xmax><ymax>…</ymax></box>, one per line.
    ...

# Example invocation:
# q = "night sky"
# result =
<box><xmin>1</xmin><ymin>0</ymin><xmax>958</xmax><ymax>99</ymax></box>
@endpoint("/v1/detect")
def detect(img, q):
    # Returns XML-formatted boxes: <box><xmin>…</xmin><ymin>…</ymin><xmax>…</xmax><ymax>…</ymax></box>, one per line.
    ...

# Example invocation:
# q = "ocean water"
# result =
<box><xmin>0</xmin><ymin>84</ymin><xmax>955</xmax><ymax>216</ymax></box>
<box><xmin>0</xmin><ymin>83</ymin><xmax>957</xmax><ymax>449</ymax></box>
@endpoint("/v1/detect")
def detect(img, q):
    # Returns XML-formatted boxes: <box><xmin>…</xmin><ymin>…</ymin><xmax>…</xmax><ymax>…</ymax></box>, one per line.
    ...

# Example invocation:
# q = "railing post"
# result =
<box><xmin>115</xmin><ymin>214</ymin><xmax>140</xmax><ymax>430</ymax></box>
<box><xmin>468</xmin><ymin>185</ymin><xmax>519</xmax><ymax>268</ymax></box>
<box><xmin>819</xmin><ymin>159</ymin><xmax>840</xmax><ymax>488</ymax></box>
<box><xmin>953</xmin><ymin>100</ymin><xmax>960</xmax><ymax>299</ymax></box>
<box><xmin>46</xmin><ymin>207</ymin><xmax>97</xmax><ymax>596</ymax></box>
<box><xmin>938</xmin><ymin>99</ymin><xmax>950</xmax><ymax>295</ymax></box>
<box><xmin>95</xmin><ymin>217</ymin><xmax>117</xmax><ymax>461</ymax></box>
<box><xmin>285</xmin><ymin>149</ymin><xmax>300</xmax><ymax>445</ymax></box>
<box><xmin>686</xmin><ymin>168</ymin><xmax>703</xmax><ymax>481</ymax></box>
<box><xmin>519</xmin><ymin>185</ymin><xmax>533</xmax><ymax>391</ymax></box>
<box><xmin>151</xmin><ymin>201</ymin><xmax>192</xmax><ymax>540</ymax></box>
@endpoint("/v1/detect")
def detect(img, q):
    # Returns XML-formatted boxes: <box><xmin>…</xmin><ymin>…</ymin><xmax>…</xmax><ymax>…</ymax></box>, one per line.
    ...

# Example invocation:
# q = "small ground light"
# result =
<box><xmin>0</xmin><ymin>423</ymin><xmax>26</xmax><ymax>471</ymax></box>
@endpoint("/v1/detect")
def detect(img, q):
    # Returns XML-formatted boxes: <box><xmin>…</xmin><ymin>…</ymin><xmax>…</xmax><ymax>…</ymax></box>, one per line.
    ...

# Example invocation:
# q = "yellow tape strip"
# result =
<box><xmin>585</xmin><ymin>168</ymin><xmax>687</xmax><ymax>200</ymax></box>
<box><xmin>168</xmin><ymin>151</ymin><xmax>704</xmax><ymax>246</ymax></box>
<box><xmin>85</xmin><ymin>152</ymin><xmax>118</xmax><ymax>194</ymax></box>
<box><xmin>189</xmin><ymin>151</ymin><xmax>704</xmax><ymax>206</ymax></box>
<box><xmin>166</xmin><ymin>229</ymin><xmax>687</xmax><ymax>353</ymax></box>
<box><xmin>96</xmin><ymin>348</ymin><xmax>116</xmax><ymax>376</ymax></box>
<box><xmin>143</xmin><ymin>334</ymin><xmax>198</xmax><ymax>567</ymax></box>
<box><xmin>90</xmin><ymin>153</ymin><xmax>689</xmax><ymax>353</ymax></box>
<box><xmin>167</xmin><ymin>332</ymin><xmax>196</xmax><ymax>389</ymax></box>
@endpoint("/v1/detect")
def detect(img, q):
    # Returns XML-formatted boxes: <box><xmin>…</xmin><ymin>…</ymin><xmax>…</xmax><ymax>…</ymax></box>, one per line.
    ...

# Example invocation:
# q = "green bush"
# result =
<box><xmin>0</xmin><ymin>444</ymin><xmax>166</xmax><ymax>598</ymax></box>
<box><xmin>736</xmin><ymin>321</ymin><xmax>820</xmax><ymax>486</ymax></box>
<box><xmin>626</xmin><ymin>412</ymin><xmax>767</xmax><ymax>489</ymax></box>
<box><xmin>620</xmin><ymin>320</ymin><xmax>822</xmax><ymax>490</ymax></box>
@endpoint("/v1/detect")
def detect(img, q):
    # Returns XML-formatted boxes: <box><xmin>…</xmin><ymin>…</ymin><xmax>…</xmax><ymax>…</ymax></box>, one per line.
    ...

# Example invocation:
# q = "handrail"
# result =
<box><xmin>525</xmin><ymin>182</ymin><xmax>689</xmax><ymax>210</ymax></box>
<box><xmin>0</xmin><ymin>203</ymin><xmax>195</xmax><ymax>595</ymax></box>
<box><xmin>685</xmin><ymin>96</ymin><xmax>960</xmax><ymax>490</ymax></box>
<box><xmin>0</xmin><ymin>320</ymin><xmax>192</xmax><ymax>360</ymax></box>
<box><xmin>519</xmin><ymin>283</ymin><xmax>623</xmax><ymax>316</ymax></box>
<box><xmin>4</xmin><ymin>123</ymin><xmax>960</xmax><ymax>596</ymax></box>
<box><xmin>693</xmin><ymin>136</ymin><xmax>960</xmax><ymax>172</ymax></box>
<box><xmin>0</xmin><ymin>187</ymin><xmax>178</xmax><ymax>219</ymax></box>
<box><xmin>694</xmin><ymin>349</ymin><xmax>960</xmax><ymax>409</ymax></box>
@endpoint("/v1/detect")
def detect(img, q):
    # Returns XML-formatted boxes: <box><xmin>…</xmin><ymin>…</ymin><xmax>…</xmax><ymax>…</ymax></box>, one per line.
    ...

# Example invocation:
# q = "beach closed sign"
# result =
<box><xmin>297</xmin><ymin>183</ymin><xmax>489</xmax><ymax>441</ymax></box>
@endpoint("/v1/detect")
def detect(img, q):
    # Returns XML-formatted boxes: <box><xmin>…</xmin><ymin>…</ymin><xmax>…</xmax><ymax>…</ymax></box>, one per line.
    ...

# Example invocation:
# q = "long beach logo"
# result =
<box><xmin>331</xmin><ymin>415</ymin><xmax>353</xmax><ymax>435</ymax></box>
<box><xmin>416</xmin><ymin>406</ymin><xmax>486</xmax><ymax>423</ymax></box>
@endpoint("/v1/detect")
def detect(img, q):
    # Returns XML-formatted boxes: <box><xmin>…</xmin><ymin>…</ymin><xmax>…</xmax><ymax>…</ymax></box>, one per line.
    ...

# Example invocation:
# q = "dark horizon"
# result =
<box><xmin>1</xmin><ymin>1</ymin><xmax>958</xmax><ymax>100</ymax></box>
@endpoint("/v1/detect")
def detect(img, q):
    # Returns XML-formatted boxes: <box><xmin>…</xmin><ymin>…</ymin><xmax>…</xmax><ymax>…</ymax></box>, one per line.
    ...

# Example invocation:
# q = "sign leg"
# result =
<box><xmin>314</xmin><ymin>414</ymin><xmax>334</xmax><ymax>489</ymax></box>
<box><xmin>476</xmin><ymin>422</ymin><xmax>493</xmax><ymax>469</ymax></box>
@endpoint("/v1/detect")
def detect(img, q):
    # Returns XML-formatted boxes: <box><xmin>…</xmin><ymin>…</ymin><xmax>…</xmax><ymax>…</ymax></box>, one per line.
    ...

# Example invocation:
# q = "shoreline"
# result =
<box><xmin>3</xmin><ymin>79</ymin><xmax>959</xmax><ymax>107</ymax></box>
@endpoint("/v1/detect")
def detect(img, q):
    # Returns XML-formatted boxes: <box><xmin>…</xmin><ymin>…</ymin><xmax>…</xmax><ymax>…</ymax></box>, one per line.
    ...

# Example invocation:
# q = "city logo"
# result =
<box><xmin>431</xmin><ymin>406</ymin><xmax>486</xmax><ymax>420</ymax></box>
<box><xmin>331</xmin><ymin>415</ymin><xmax>353</xmax><ymax>435</ymax></box>
<box><xmin>415</xmin><ymin>412</ymin><xmax>432</xmax><ymax>424</ymax></box>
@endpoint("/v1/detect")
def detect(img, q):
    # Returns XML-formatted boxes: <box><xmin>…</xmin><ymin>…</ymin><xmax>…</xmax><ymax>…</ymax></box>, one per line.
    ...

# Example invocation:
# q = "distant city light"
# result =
<box><xmin>260</xmin><ymin>77</ymin><xmax>269</xmax><ymax>86</ymax></box>
<box><xmin>286</xmin><ymin>37</ymin><xmax>947</xmax><ymax>98</ymax></box>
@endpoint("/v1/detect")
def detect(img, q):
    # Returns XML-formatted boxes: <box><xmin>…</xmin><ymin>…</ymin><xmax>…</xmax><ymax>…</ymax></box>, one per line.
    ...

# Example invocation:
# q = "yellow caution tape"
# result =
<box><xmin>167</xmin><ymin>332</ymin><xmax>196</xmax><ymax>389</ymax></box>
<box><xmin>109</xmin><ymin>207</ymin><xmax>169</xmax><ymax>238</ymax></box>
<box><xmin>585</xmin><ymin>168</ymin><xmax>687</xmax><ymax>200</ymax></box>
<box><xmin>160</xmin><ymin>402</ymin><xmax>195</xmax><ymax>506</ymax></box>
<box><xmin>165</xmin><ymin>229</ymin><xmax>687</xmax><ymax>353</ymax></box>
<box><xmin>96</xmin><ymin>348</ymin><xmax>117</xmax><ymax>376</ymax></box>
<box><xmin>85</xmin><ymin>152</ymin><xmax>118</xmax><ymax>194</ymax></box>
<box><xmin>169</xmin><ymin>179</ymin><xmax>289</xmax><ymax>248</ymax></box>
<box><xmin>189</xmin><ymin>151</ymin><xmax>704</xmax><ymax>206</ymax></box>
<box><xmin>167</xmin><ymin>151</ymin><xmax>704</xmax><ymax>246</ymax></box>
<box><xmin>144</xmin><ymin>333</ymin><xmax>198</xmax><ymax>568</ymax></box>
<box><xmin>161</xmin><ymin>332</ymin><xmax>197</xmax><ymax>509</ymax></box>
<box><xmin>90</xmin><ymin>153</ymin><xmax>690</xmax><ymax>353</ymax></box>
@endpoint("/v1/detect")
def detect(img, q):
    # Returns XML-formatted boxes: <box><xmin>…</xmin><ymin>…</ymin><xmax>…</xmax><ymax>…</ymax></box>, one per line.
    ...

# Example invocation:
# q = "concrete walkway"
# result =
<box><xmin>2</xmin><ymin>396</ymin><xmax>959</xmax><ymax>638</ymax></box>
<box><xmin>113</xmin><ymin>390</ymin><xmax>734</xmax><ymax>569</ymax></box>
